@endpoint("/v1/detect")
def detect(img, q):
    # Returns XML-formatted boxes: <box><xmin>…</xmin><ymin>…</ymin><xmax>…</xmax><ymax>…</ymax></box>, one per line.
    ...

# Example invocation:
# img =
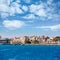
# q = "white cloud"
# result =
<box><xmin>36</xmin><ymin>9</ymin><xmax>46</xmax><ymax>17</ymax></box>
<box><xmin>0</xmin><ymin>0</ymin><xmax>11</xmax><ymax>5</ymax></box>
<box><xmin>36</xmin><ymin>24</ymin><xmax>60</xmax><ymax>31</ymax></box>
<box><xmin>22</xmin><ymin>5</ymin><xmax>28</xmax><ymax>12</ymax></box>
<box><xmin>1</xmin><ymin>12</ymin><xmax>9</xmax><ymax>18</ymax></box>
<box><xmin>9</xmin><ymin>6</ymin><xmax>15</xmax><ymax>16</ymax></box>
<box><xmin>23</xmin><ymin>14</ymin><xmax>36</xmax><ymax>19</ymax></box>
<box><xmin>15</xmin><ymin>7</ymin><xmax>23</xmax><ymax>14</ymax></box>
<box><xmin>47</xmin><ymin>0</ymin><xmax>53</xmax><ymax>5</ymax></box>
<box><xmin>16</xmin><ymin>0</ymin><xmax>21</xmax><ymax>3</ymax></box>
<box><xmin>0</xmin><ymin>4</ymin><xmax>9</xmax><ymax>12</ymax></box>
<box><xmin>47</xmin><ymin>13</ymin><xmax>60</xmax><ymax>21</ymax></box>
<box><xmin>10</xmin><ymin>2</ymin><xmax>23</xmax><ymax>14</ymax></box>
<box><xmin>29</xmin><ymin>1</ymin><xmax>60</xmax><ymax>21</ymax></box>
<box><xmin>29</xmin><ymin>4</ymin><xmax>37</xmax><ymax>13</ymax></box>
<box><xmin>23</xmin><ymin>0</ymin><xmax>31</xmax><ymax>3</ymax></box>
<box><xmin>0</xmin><ymin>0</ymin><xmax>23</xmax><ymax>18</ymax></box>
<box><xmin>3</xmin><ymin>20</ymin><xmax>25</xmax><ymax>29</ymax></box>
<box><xmin>0</xmin><ymin>4</ymin><xmax>10</xmax><ymax>18</ymax></box>
<box><xmin>29</xmin><ymin>4</ymin><xmax>47</xmax><ymax>17</ymax></box>
<box><xmin>0</xmin><ymin>0</ymin><xmax>60</xmax><ymax>21</ymax></box>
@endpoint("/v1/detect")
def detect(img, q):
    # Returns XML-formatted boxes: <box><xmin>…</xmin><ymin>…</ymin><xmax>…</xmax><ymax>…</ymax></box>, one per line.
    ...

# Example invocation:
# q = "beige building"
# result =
<box><xmin>40</xmin><ymin>36</ymin><xmax>46</xmax><ymax>44</ymax></box>
<box><xmin>10</xmin><ymin>37</ymin><xmax>21</xmax><ymax>44</ymax></box>
<box><xmin>10</xmin><ymin>36</ymin><xmax>29</xmax><ymax>44</ymax></box>
<box><xmin>40</xmin><ymin>36</ymin><xmax>50</xmax><ymax>44</ymax></box>
<box><xmin>29</xmin><ymin>36</ymin><xmax>39</xmax><ymax>44</ymax></box>
<box><xmin>20</xmin><ymin>36</ymin><xmax>29</xmax><ymax>44</ymax></box>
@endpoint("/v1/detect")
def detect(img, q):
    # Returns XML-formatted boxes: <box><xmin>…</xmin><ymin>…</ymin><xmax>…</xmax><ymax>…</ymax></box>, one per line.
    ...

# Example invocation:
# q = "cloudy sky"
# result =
<box><xmin>0</xmin><ymin>0</ymin><xmax>60</xmax><ymax>38</ymax></box>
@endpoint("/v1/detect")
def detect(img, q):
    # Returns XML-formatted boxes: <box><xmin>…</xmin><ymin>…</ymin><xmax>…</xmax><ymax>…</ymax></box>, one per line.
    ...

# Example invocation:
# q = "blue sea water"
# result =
<box><xmin>0</xmin><ymin>45</ymin><xmax>60</xmax><ymax>60</ymax></box>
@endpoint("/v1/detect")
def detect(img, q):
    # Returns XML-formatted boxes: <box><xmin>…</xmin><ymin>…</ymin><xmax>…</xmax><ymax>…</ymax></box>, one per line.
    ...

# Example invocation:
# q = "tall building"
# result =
<box><xmin>20</xmin><ymin>36</ymin><xmax>29</xmax><ymax>44</ymax></box>
<box><xmin>29</xmin><ymin>36</ymin><xmax>39</xmax><ymax>44</ymax></box>
<box><xmin>10</xmin><ymin>36</ymin><xmax>29</xmax><ymax>44</ymax></box>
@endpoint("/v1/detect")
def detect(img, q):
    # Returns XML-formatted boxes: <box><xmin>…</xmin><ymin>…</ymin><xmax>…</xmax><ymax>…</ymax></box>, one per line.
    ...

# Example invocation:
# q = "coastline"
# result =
<box><xmin>1</xmin><ymin>43</ymin><xmax>60</xmax><ymax>46</ymax></box>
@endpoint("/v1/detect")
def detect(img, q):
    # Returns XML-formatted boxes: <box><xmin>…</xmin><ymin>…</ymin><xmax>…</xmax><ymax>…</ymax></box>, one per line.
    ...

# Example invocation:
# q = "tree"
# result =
<box><xmin>53</xmin><ymin>36</ymin><xmax>60</xmax><ymax>42</ymax></box>
<box><xmin>33</xmin><ymin>40</ymin><xmax>39</xmax><ymax>44</ymax></box>
<box><xmin>25</xmin><ymin>40</ymin><xmax>31</xmax><ymax>44</ymax></box>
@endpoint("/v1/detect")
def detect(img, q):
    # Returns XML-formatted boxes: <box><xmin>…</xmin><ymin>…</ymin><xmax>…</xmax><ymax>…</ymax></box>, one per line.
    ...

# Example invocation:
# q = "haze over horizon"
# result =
<box><xmin>0</xmin><ymin>0</ymin><xmax>60</xmax><ymax>38</ymax></box>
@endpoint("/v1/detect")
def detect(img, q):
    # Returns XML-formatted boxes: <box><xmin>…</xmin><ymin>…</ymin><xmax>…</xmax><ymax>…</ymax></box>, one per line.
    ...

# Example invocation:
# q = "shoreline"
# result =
<box><xmin>1</xmin><ymin>43</ymin><xmax>60</xmax><ymax>46</ymax></box>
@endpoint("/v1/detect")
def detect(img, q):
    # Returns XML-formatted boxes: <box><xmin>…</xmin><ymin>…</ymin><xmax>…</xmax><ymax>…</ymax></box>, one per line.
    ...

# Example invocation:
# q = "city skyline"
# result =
<box><xmin>0</xmin><ymin>0</ymin><xmax>60</xmax><ymax>38</ymax></box>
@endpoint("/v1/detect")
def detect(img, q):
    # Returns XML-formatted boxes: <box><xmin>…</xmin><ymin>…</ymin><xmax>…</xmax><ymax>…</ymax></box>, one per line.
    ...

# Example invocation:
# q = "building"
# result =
<box><xmin>40</xmin><ymin>35</ymin><xmax>46</xmax><ymax>44</ymax></box>
<box><xmin>10</xmin><ymin>37</ymin><xmax>21</xmax><ymax>44</ymax></box>
<box><xmin>29</xmin><ymin>36</ymin><xmax>39</xmax><ymax>44</ymax></box>
<box><xmin>0</xmin><ymin>38</ymin><xmax>10</xmax><ymax>44</ymax></box>
<box><xmin>20</xmin><ymin>36</ymin><xmax>29</xmax><ymax>44</ymax></box>
<box><xmin>10</xmin><ymin>36</ymin><xmax>29</xmax><ymax>44</ymax></box>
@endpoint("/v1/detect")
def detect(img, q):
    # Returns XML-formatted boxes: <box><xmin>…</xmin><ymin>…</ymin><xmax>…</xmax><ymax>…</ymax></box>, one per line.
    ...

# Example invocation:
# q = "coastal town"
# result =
<box><xmin>0</xmin><ymin>35</ymin><xmax>60</xmax><ymax>45</ymax></box>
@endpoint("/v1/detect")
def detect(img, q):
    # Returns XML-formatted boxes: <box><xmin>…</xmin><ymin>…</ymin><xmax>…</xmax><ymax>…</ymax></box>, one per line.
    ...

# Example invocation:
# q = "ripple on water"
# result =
<box><xmin>0</xmin><ymin>45</ymin><xmax>60</xmax><ymax>60</ymax></box>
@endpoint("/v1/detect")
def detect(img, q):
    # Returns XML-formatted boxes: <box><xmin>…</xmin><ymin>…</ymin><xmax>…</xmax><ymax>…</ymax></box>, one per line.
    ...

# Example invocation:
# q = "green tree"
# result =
<box><xmin>53</xmin><ymin>36</ymin><xmax>60</xmax><ymax>42</ymax></box>
<box><xmin>33</xmin><ymin>40</ymin><xmax>39</xmax><ymax>44</ymax></box>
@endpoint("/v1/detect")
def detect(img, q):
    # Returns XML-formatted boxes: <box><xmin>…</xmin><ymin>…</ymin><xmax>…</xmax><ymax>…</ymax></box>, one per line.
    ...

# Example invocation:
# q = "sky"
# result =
<box><xmin>0</xmin><ymin>0</ymin><xmax>60</xmax><ymax>38</ymax></box>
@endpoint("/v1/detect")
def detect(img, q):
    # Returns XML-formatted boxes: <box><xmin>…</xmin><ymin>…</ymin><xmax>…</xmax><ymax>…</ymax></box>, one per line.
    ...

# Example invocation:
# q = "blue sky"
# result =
<box><xmin>0</xmin><ymin>0</ymin><xmax>60</xmax><ymax>38</ymax></box>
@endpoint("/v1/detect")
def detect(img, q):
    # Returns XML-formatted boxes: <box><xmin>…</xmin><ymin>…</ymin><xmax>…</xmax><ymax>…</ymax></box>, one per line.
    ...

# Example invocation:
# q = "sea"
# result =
<box><xmin>0</xmin><ymin>45</ymin><xmax>60</xmax><ymax>60</ymax></box>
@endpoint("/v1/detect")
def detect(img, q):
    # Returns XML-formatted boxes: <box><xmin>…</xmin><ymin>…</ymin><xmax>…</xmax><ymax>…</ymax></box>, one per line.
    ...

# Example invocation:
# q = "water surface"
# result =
<box><xmin>0</xmin><ymin>45</ymin><xmax>60</xmax><ymax>60</ymax></box>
